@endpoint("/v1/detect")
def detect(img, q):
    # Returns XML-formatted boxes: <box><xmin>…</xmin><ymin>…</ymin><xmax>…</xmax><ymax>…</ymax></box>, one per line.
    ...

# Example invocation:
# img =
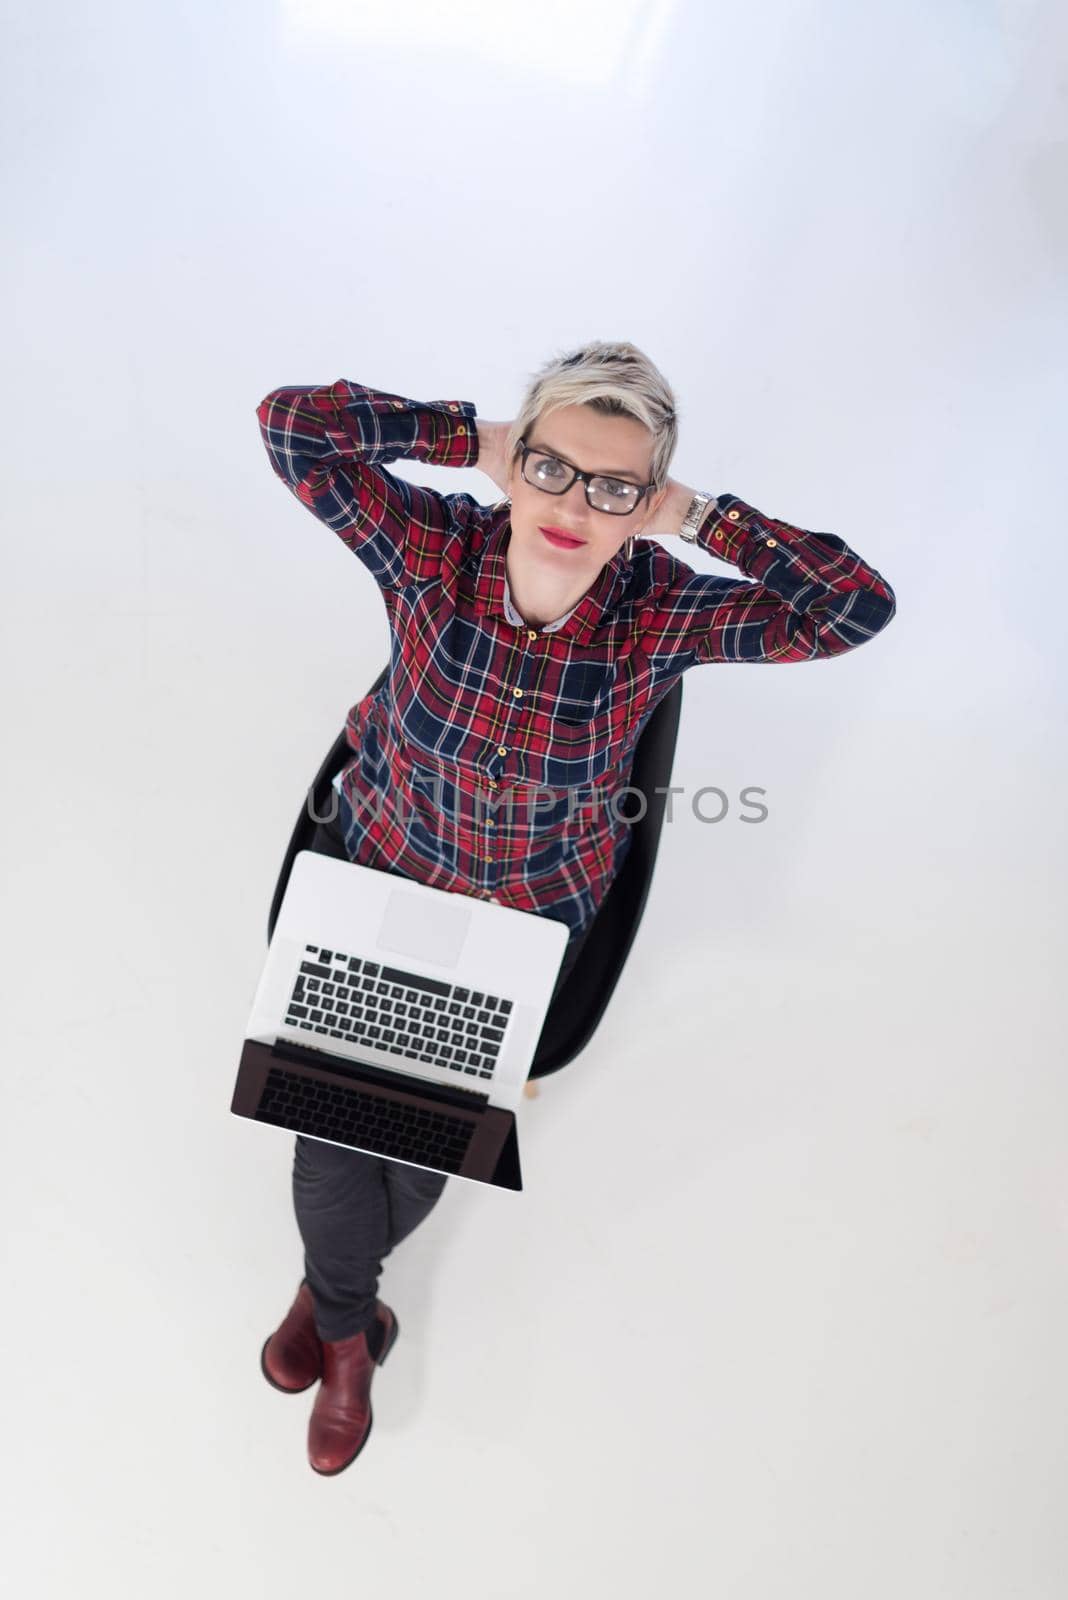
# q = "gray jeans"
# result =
<box><xmin>290</xmin><ymin>805</ymin><xmax>591</xmax><ymax>1341</ymax></box>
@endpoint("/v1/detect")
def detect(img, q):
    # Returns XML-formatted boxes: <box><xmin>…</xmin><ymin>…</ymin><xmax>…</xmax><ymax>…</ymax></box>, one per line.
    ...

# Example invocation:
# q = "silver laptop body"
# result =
<box><xmin>231</xmin><ymin>850</ymin><xmax>571</xmax><ymax>1190</ymax></box>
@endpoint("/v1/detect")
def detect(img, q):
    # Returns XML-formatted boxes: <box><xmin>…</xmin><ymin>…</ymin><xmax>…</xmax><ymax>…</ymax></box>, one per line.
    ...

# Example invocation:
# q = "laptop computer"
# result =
<box><xmin>231</xmin><ymin>849</ymin><xmax>571</xmax><ymax>1191</ymax></box>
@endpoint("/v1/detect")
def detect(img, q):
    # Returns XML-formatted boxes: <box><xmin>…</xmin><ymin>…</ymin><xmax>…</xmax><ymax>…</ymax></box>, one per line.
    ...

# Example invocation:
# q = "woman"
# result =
<box><xmin>254</xmin><ymin>340</ymin><xmax>897</xmax><ymax>1475</ymax></box>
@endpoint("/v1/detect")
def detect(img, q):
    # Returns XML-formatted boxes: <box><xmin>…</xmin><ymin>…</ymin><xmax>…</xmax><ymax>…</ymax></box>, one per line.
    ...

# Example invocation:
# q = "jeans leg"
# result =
<box><xmin>292</xmin><ymin>1135</ymin><xmax>389</xmax><ymax>1341</ymax></box>
<box><xmin>382</xmin><ymin>1159</ymin><xmax>450</xmax><ymax>1250</ymax></box>
<box><xmin>292</xmin><ymin>1137</ymin><xmax>450</xmax><ymax>1340</ymax></box>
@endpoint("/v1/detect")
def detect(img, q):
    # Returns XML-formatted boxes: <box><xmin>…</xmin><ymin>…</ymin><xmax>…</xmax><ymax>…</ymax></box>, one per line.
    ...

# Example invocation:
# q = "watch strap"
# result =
<box><xmin>678</xmin><ymin>489</ymin><xmax>717</xmax><ymax>543</ymax></box>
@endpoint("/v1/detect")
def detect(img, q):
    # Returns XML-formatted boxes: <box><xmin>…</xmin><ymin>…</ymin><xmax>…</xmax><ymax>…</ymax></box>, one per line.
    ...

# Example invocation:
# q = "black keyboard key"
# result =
<box><xmin>254</xmin><ymin>1067</ymin><xmax>475</xmax><ymax>1172</ymax></box>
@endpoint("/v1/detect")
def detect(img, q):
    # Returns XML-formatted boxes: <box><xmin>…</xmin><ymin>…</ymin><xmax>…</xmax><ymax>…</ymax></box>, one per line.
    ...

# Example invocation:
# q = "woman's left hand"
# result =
<box><xmin>643</xmin><ymin>477</ymin><xmax>697</xmax><ymax>540</ymax></box>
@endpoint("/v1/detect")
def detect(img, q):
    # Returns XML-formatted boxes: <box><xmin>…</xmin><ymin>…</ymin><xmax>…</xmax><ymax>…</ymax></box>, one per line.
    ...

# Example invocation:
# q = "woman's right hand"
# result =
<box><xmin>475</xmin><ymin>419</ymin><xmax>514</xmax><ymax>495</ymax></box>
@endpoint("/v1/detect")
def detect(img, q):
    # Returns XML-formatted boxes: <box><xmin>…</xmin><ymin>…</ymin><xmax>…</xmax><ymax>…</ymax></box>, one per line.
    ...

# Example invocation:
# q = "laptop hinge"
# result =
<box><xmin>269</xmin><ymin>1036</ymin><xmax>492</xmax><ymax>1111</ymax></box>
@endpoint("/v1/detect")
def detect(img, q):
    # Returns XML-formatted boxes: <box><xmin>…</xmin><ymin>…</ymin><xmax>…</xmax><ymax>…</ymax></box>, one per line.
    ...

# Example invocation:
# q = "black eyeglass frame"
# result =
<box><xmin>516</xmin><ymin>440</ymin><xmax>656</xmax><ymax>517</ymax></box>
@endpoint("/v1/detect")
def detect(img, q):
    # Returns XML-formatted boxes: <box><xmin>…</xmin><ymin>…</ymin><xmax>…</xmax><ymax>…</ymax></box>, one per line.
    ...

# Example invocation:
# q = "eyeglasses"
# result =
<box><xmin>517</xmin><ymin>441</ymin><xmax>654</xmax><ymax>517</ymax></box>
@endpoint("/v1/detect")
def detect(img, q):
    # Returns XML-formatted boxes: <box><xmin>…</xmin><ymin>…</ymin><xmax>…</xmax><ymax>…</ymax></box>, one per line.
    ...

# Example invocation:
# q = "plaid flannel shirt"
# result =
<box><xmin>256</xmin><ymin>379</ymin><xmax>897</xmax><ymax>943</ymax></box>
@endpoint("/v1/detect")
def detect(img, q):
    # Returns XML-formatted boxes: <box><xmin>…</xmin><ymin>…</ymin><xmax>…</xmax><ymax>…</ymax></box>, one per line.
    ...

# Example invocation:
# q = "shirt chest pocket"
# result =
<box><xmin>521</xmin><ymin>655</ymin><xmax>652</xmax><ymax>791</ymax></box>
<box><xmin>521</xmin><ymin>701</ymin><xmax>634</xmax><ymax>794</ymax></box>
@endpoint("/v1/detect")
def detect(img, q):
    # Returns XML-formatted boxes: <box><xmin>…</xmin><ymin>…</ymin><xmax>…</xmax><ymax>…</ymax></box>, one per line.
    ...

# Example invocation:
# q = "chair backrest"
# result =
<box><xmin>267</xmin><ymin>666</ymin><xmax>684</xmax><ymax>1078</ymax></box>
<box><xmin>529</xmin><ymin>674</ymin><xmax>682</xmax><ymax>1075</ymax></box>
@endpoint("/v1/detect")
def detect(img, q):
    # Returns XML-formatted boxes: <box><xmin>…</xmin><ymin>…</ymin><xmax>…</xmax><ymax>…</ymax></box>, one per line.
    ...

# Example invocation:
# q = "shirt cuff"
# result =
<box><xmin>700</xmin><ymin>493</ymin><xmax>767</xmax><ymax>565</ymax></box>
<box><xmin>428</xmin><ymin>398</ymin><xmax>480</xmax><ymax>469</ymax></box>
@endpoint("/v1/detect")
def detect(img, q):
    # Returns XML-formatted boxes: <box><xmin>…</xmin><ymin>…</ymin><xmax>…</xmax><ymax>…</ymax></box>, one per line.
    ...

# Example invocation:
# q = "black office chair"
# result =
<box><xmin>267</xmin><ymin>666</ymin><xmax>683</xmax><ymax>1080</ymax></box>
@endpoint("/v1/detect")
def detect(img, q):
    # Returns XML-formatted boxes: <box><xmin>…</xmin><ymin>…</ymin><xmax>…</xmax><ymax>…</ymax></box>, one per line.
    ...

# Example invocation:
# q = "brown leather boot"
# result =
<box><xmin>307</xmin><ymin>1300</ymin><xmax>399</xmax><ymax>1476</ymax></box>
<box><xmin>260</xmin><ymin>1280</ymin><xmax>323</xmax><ymax>1393</ymax></box>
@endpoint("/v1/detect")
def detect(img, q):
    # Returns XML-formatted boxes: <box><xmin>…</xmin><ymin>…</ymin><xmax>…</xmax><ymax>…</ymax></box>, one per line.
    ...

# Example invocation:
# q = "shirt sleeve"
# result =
<box><xmin>255</xmin><ymin>379</ymin><xmax>483</xmax><ymax>591</ymax></box>
<box><xmin>637</xmin><ymin>492</ymin><xmax>897</xmax><ymax>667</ymax></box>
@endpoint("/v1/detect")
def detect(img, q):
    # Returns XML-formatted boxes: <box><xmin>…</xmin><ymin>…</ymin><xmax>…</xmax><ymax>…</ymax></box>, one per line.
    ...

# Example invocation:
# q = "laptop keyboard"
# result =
<box><xmin>256</xmin><ymin>1064</ymin><xmax>475</xmax><ymax>1172</ymax></box>
<box><xmin>284</xmin><ymin>944</ymin><xmax>513</xmax><ymax>1082</ymax></box>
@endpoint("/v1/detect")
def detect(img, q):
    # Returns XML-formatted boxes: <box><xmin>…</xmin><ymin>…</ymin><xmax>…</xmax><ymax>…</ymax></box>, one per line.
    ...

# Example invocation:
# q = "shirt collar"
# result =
<box><xmin>470</xmin><ymin>503</ymin><xmax>628</xmax><ymax>645</ymax></box>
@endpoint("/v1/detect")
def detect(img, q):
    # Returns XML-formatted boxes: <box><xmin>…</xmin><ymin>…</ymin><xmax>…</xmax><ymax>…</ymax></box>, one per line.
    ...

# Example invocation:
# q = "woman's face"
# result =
<box><xmin>505</xmin><ymin>404</ymin><xmax>668</xmax><ymax>580</ymax></box>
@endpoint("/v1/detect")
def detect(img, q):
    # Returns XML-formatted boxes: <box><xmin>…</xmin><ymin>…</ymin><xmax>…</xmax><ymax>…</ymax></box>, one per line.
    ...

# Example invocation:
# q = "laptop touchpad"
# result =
<box><xmin>376</xmin><ymin>888</ymin><xmax>473</xmax><ymax>969</ymax></box>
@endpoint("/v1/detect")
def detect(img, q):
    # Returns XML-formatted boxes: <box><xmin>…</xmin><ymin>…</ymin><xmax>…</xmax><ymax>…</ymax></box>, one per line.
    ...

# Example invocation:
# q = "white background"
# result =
<box><xmin>3</xmin><ymin>1</ymin><xmax>1066</xmax><ymax>1594</ymax></box>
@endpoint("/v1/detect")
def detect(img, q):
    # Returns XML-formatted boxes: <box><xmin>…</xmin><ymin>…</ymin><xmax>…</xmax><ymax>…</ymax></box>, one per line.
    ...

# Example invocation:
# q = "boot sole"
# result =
<box><xmin>308</xmin><ymin>1310</ymin><xmax>400</xmax><ymax>1476</ymax></box>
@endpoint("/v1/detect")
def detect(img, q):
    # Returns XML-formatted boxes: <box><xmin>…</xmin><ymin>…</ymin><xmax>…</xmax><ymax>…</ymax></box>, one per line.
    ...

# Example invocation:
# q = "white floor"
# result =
<box><xmin>4</xmin><ymin>3</ymin><xmax>1067</xmax><ymax>1596</ymax></box>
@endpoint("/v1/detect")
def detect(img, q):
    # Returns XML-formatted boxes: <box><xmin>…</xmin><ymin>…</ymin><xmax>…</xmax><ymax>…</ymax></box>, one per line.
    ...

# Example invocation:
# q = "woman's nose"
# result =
<box><xmin>558</xmin><ymin>477</ymin><xmax>593</xmax><ymax>520</ymax></box>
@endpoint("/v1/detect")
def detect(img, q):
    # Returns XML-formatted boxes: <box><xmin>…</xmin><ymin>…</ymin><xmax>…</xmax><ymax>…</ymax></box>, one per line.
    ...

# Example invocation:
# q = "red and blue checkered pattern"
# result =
<box><xmin>256</xmin><ymin>379</ymin><xmax>897</xmax><ymax>942</ymax></box>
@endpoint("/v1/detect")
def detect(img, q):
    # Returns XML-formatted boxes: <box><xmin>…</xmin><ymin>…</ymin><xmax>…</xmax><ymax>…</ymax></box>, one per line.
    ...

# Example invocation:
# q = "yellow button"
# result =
<box><xmin>449</xmin><ymin>404</ymin><xmax>459</xmax><ymax>411</ymax></box>
<box><xmin>713</xmin><ymin>530</ymin><xmax>723</xmax><ymax>540</ymax></box>
<box><xmin>497</xmin><ymin>745</ymin><xmax>508</xmax><ymax>756</ymax></box>
<box><xmin>513</xmin><ymin>687</ymin><xmax>523</xmax><ymax>698</ymax></box>
<box><xmin>727</xmin><ymin>509</ymin><xmax>741</xmax><ymax>521</ymax></box>
<box><xmin>527</xmin><ymin>629</ymin><xmax>537</xmax><ymax>640</ymax></box>
<box><xmin>457</xmin><ymin>424</ymin><xmax>466</xmax><ymax>435</ymax></box>
<box><xmin>486</xmin><ymin>819</ymin><xmax>495</xmax><ymax>827</ymax></box>
<box><xmin>487</xmin><ymin>778</ymin><xmax>498</xmax><ymax>789</ymax></box>
<box><xmin>765</xmin><ymin>538</ymin><xmax>777</xmax><ymax>548</ymax></box>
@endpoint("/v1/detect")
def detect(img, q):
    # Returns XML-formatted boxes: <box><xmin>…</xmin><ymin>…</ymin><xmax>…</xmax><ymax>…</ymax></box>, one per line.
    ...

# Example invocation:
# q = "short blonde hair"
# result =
<box><xmin>505</xmin><ymin>339</ymin><xmax>679</xmax><ymax>493</ymax></box>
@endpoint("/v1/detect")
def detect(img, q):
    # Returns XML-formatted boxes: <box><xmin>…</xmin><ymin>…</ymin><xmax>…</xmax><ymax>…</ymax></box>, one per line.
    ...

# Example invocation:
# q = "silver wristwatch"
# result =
<box><xmin>678</xmin><ymin>489</ymin><xmax>717</xmax><ymax>543</ymax></box>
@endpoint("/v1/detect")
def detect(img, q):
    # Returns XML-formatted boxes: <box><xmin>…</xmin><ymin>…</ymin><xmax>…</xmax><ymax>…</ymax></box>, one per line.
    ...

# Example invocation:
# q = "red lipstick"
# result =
<box><xmin>539</xmin><ymin>525</ymin><xmax>585</xmax><ymax>549</ymax></box>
